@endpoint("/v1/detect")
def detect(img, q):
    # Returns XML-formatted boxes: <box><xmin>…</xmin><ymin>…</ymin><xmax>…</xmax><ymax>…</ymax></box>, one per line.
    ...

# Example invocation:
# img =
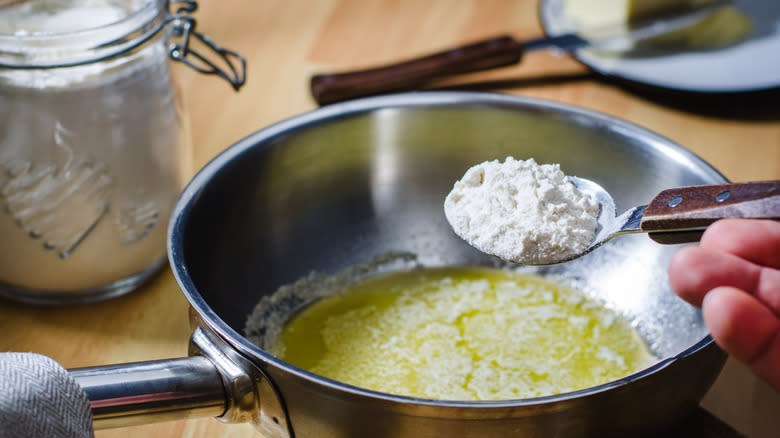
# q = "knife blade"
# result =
<box><xmin>310</xmin><ymin>1</ymin><xmax>731</xmax><ymax>105</ymax></box>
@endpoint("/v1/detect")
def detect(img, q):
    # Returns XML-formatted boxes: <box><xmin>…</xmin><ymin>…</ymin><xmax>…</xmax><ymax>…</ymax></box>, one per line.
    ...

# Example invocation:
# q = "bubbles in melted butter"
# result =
<box><xmin>270</xmin><ymin>266</ymin><xmax>657</xmax><ymax>401</ymax></box>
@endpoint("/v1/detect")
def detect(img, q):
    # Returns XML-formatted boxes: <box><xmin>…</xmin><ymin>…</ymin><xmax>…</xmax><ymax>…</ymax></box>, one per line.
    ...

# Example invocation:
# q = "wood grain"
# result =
<box><xmin>642</xmin><ymin>181</ymin><xmax>780</xmax><ymax>243</ymax></box>
<box><xmin>1</xmin><ymin>1</ymin><xmax>778</xmax><ymax>437</ymax></box>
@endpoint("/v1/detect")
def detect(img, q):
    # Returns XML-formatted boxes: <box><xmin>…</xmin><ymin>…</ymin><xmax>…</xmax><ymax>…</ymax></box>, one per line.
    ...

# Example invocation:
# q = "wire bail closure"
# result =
<box><xmin>168</xmin><ymin>1</ymin><xmax>246</xmax><ymax>91</ymax></box>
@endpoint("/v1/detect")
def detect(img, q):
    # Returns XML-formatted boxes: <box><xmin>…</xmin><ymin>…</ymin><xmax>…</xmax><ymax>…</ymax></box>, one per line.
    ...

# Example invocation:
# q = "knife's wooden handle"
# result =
<box><xmin>642</xmin><ymin>181</ymin><xmax>779</xmax><ymax>244</ymax></box>
<box><xmin>310</xmin><ymin>35</ymin><xmax>524</xmax><ymax>105</ymax></box>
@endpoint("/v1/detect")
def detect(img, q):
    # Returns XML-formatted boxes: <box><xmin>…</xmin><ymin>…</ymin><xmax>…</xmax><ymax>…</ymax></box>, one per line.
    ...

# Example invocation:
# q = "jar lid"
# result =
<box><xmin>0</xmin><ymin>0</ymin><xmax>164</xmax><ymax>68</ymax></box>
<box><xmin>0</xmin><ymin>0</ymin><xmax>246</xmax><ymax>90</ymax></box>
<box><xmin>0</xmin><ymin>0</ymin><xmax>151</xmax><ymax>35</ymax></box>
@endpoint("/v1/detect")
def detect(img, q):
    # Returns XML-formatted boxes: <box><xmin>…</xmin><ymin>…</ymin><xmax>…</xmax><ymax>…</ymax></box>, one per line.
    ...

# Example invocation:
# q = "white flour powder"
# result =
<box><xmin>444</xmin><ymin>157</ymin><xmax>600</xmax><ymax>265</ymax></box>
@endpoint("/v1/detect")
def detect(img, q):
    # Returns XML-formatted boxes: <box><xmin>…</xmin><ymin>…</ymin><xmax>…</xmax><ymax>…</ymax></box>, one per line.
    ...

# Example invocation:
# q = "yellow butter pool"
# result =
<box><xmin>270</xmin><ymin>266</ymin><xmax>656</xmax><ymax>401</ymax></box>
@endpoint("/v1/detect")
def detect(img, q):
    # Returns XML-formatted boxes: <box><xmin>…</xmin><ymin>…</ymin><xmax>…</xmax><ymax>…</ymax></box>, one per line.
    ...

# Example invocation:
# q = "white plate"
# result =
<box><xmin>540</xmin><ymin>0</ymin><xmax>780</xmax><ymax>93</ymax></box>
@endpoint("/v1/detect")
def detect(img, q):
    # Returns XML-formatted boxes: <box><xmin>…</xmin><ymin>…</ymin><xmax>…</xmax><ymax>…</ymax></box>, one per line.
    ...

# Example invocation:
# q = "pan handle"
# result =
<box><xmin>70</xmin><ymin>355</ymin><xmax>226</xmax><ymax>429</ymax></box>
<box><xmin>69</xmin><ymin>327</ymin><xmax>293</xmax><ymax>437</ymax></box>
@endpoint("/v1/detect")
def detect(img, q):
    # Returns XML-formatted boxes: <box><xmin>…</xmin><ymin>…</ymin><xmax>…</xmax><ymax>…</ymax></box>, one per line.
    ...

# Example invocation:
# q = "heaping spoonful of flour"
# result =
<box><xmin>444</xmin><ymin>157</ymin><xmax>600</xmax><ymax>265</ymax></box>
<box><xmin>446</xmin><ymin>158</ymin><xmax>780</xmax><ymax>265</ymax></box>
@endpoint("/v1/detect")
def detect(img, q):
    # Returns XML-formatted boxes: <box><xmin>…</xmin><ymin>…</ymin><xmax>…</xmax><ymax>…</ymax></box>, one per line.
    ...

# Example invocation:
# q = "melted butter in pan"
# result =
<box><xmin>271</xmin><ymin>266</ymin><xmax>657</xmax><ymax>401</ymax></box>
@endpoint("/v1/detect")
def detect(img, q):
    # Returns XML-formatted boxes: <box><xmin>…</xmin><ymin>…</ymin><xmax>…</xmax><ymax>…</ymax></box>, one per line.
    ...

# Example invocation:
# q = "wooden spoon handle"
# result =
<box><xmin>642</xmin><ymin>181</ymin><xmax>780</xmax><ymax>244</ymax></box>
<box><xmin>310</xmin><ymin>35</ymin><xmax>524</xmax><ymax>105</ymax></box>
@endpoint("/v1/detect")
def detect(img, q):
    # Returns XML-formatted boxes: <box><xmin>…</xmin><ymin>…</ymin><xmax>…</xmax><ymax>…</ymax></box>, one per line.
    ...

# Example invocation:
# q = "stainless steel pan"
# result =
<box><xmin>71</xmin><ymin>92</ymin><xmax>728</xmax><ymax>437</ymax></box>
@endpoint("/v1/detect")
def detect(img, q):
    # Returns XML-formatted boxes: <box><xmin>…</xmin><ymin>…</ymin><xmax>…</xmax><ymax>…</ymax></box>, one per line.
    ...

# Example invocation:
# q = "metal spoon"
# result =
<box><xmin>550</xmin><ymin>178</ymin><xmax>780</xmax><ymax>265</ymax></box>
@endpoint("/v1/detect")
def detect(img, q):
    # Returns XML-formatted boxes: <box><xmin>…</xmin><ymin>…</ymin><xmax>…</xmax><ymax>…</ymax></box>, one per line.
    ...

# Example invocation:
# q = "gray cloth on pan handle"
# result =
<box><xmin>0</xmin><ymin>352</ymin><xmax>94</xmax><ymax>438</ymax></box>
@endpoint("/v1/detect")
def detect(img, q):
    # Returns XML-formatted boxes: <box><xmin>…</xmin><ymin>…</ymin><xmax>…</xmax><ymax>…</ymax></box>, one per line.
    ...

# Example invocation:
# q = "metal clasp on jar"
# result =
<box><xmin>167</xmin><ymin>1</ymin><xmax>247</xmax><ymax>91</ymax></box>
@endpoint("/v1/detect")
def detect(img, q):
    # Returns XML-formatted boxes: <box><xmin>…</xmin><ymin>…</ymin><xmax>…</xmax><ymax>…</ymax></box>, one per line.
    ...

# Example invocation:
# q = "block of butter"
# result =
<box><xmin>564</xmin><ymin>0</ymin><xmax>753</xmax><ymax>50</ymax></box>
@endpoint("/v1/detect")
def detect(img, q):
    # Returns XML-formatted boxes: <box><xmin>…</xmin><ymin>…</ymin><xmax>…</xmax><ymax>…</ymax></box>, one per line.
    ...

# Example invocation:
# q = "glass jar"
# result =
<box><xmin>0</xmin><ymin>0</ymin><xmax>245</xmax><ymax>304</ymax></box>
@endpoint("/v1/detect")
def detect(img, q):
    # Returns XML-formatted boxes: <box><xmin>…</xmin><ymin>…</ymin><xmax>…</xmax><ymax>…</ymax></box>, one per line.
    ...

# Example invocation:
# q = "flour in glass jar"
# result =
<box><xmin>444</xmin><ymin>157</ymin><xmax>600</xmax><ymax>265</ymax></box>
<box><xmin>0</xmin><ymin>0</ymin><xmax>186</xmax><ymax>295</ymax></box>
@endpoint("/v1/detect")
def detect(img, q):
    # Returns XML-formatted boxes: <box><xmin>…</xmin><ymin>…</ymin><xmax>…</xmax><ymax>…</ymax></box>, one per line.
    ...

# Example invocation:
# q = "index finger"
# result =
<box><xmin>700</xmin><ymin>219</ymin><xmax>780</xmax><ymax>269</ymax></box>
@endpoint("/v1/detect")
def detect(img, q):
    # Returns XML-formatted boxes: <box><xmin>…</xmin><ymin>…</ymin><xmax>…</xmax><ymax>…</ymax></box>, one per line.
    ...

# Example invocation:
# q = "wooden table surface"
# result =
<box><xmin>1</xmin><ymin>1</ymin><xmax>778</xmax><ymax>437</ymax></box>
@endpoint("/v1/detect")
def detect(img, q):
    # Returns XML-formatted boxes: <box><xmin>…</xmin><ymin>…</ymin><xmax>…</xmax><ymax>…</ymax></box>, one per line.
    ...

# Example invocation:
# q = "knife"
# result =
<box><xmin>310</xmin><ymin>0</ymin><xmax>731</xmax><ymax>105</ymax></box>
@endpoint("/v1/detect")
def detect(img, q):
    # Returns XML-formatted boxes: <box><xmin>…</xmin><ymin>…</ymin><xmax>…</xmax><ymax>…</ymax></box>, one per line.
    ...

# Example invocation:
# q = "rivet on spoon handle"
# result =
<box><xmin>641</xmin><ymin>181</ymin><xmax>780</xmax><ymax>244</ymax></box>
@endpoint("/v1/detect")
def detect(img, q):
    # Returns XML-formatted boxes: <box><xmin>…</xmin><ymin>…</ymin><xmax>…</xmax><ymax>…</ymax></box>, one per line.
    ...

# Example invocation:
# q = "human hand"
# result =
<box><xmin>669</xmin><ymin>218</ymin><xmax>780</xmax><ymax>392</ymax></box>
